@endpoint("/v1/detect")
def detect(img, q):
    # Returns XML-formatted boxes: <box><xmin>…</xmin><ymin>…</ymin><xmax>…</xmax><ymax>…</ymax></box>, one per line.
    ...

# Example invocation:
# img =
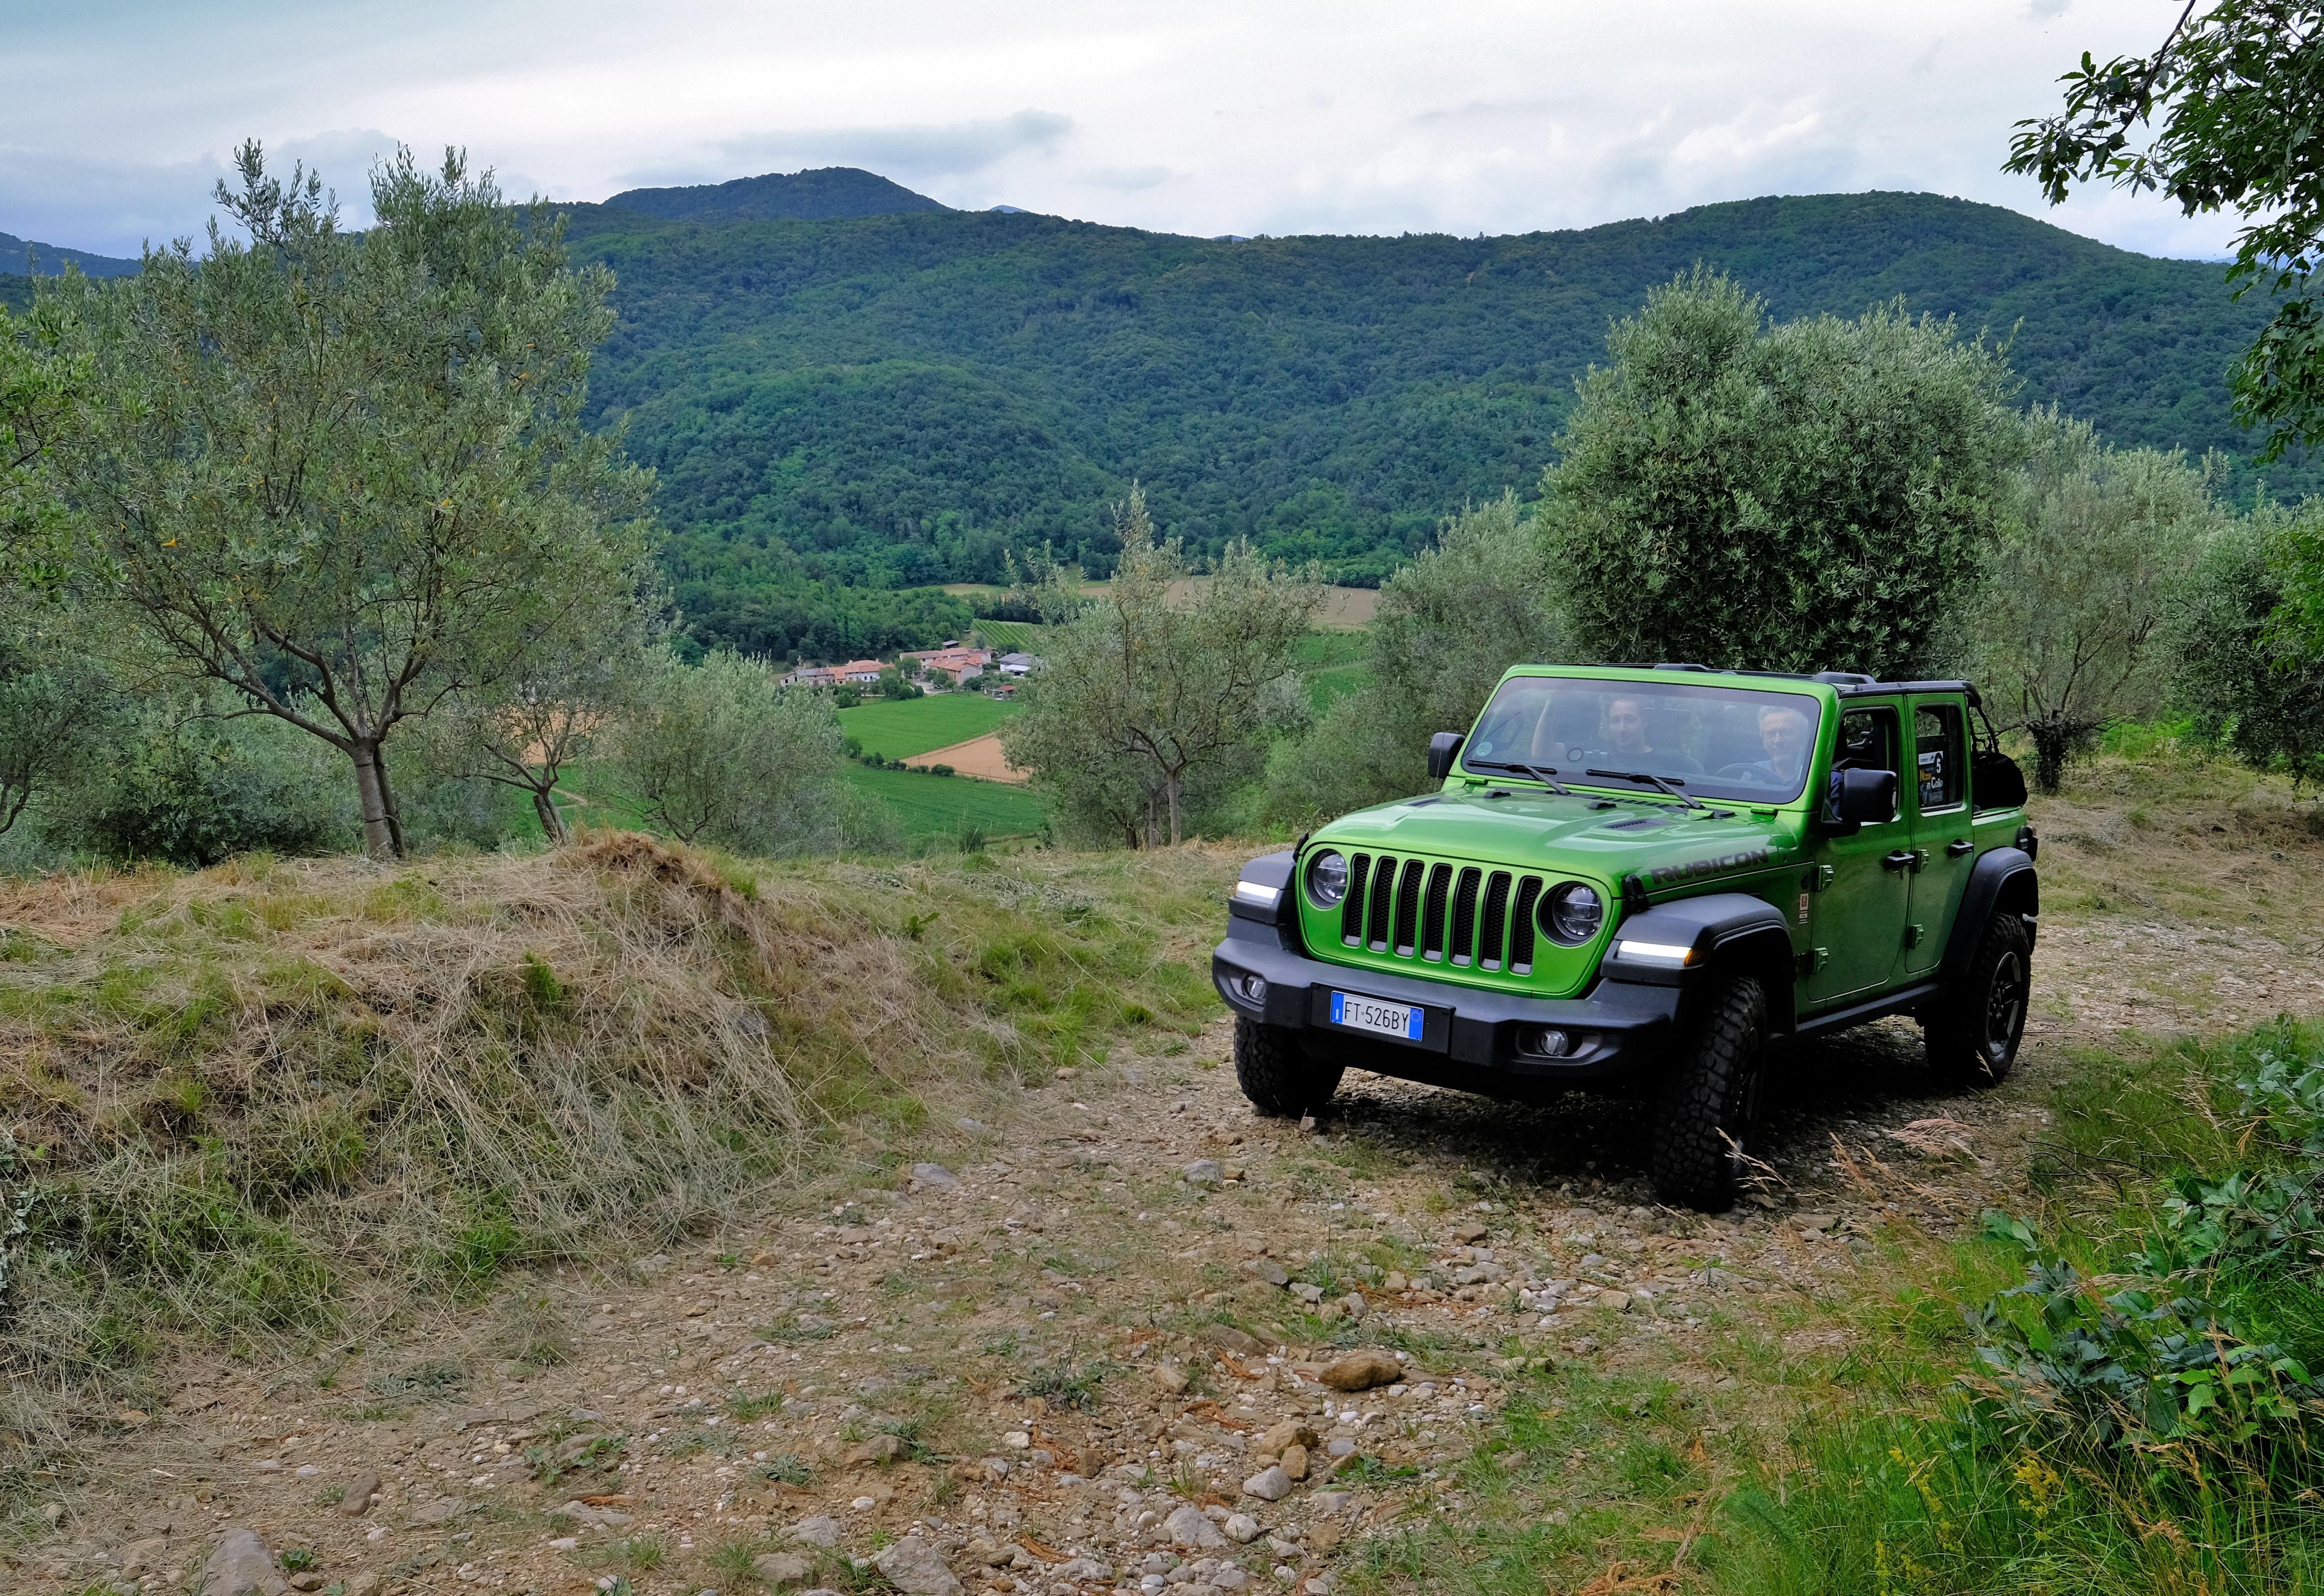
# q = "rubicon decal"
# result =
<box><xmin>1641</xmin><ymin>848</ymin><xmax>1775</xmax><ymax>888</ymax></box>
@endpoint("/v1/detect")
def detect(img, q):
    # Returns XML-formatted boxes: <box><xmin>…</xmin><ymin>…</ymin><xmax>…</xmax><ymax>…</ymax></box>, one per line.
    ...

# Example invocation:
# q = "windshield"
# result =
<box><xmin>1462</xmin><ymin>676</ymin><xmax>1824</xmax><ymax>804</ymax></box>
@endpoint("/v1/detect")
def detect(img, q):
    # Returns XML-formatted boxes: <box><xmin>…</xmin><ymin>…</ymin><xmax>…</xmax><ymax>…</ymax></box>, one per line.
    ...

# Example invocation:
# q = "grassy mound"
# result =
<box><xmin>0</xmin><ymin>833</ymin><xmax>1235</xmax><ymax>1488</ymax></box>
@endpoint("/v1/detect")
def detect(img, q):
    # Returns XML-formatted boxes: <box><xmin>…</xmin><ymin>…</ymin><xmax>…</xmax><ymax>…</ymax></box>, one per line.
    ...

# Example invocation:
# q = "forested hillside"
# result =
<box><xmin>3</xmin><ymin>186</ymin><xmax>2303</xmax><ymax>657</ymax></box>
<box><xmin>555</xmin><ymin>187</ymin><xmax>2298</xmax><ymax>656</ymax></box>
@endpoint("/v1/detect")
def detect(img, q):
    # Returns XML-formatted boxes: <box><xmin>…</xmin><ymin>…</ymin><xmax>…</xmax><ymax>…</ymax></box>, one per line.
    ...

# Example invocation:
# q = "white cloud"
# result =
<box><xmin>0</xmin><ymin>0</ymin><xmax>2232</xmax><ymax>262</ymax></box>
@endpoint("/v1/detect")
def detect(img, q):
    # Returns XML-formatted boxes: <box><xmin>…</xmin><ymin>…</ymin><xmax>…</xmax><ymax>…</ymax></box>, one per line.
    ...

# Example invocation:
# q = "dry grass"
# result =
<box><xmin>0</xmin><ymin>830</ymin><xmax>1240</xmax><ymax>1500</ymax></box>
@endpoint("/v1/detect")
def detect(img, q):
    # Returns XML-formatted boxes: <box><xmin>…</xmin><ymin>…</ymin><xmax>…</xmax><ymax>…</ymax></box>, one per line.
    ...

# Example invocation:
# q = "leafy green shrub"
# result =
<box><xmin>54</xmin><ymin>700</ymin><xmax>358</xmax><ymax>865</ymax></box>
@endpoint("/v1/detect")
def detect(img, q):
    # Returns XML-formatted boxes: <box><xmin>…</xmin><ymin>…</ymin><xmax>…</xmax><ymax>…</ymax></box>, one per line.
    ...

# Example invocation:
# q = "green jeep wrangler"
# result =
<box><xmin>1213</xmin><ymin>664</ymin><xmax>2040</xmax><ymax>1210</ymax></box>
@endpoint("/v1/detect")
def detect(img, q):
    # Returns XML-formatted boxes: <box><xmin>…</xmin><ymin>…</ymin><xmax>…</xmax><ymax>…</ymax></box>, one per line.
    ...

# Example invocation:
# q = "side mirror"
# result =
<box><xmin>1427</xmin><ymin>732</ymin><xmax>1465</xmax><ymax>782</ymax></box>
<box><xmin>1830</xmin><ymin>767</ymin><xmax>1898</xmax><ymax>827</ymax></box>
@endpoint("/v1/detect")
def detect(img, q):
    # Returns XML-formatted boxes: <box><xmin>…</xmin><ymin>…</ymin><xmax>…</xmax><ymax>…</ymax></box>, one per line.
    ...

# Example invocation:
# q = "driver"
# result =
<box><xmin>1752</xmin><ymin>704</ymin><xmax>1813</xmax><ymax>786</ymax></box>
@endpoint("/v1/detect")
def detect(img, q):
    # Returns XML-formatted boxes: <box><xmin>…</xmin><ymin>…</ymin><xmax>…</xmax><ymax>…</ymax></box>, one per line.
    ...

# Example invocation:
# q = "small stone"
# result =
<box><xmin>790</xmin><ymin>1515</ymin><xmax>844</xmax><ymax>1548</ymax></box>
<box><xmin>632</xmin><ymin>1252</ymin><xmax>673</xmax><ymax>1278</ymax></box>
<box><xmin>1308</xmin><ymin>1522</ymin><xmax>1343</xmax><ymax>1553</ymax></box>
<box><xmin>347</xmin><ymin>1575</ymin><xmax>384</xmax><ymax>1596</ymax></box>
<box><xmin>1326</xmin><ymin>1438</ymin><xmax>1356</xmax><ymax>1458</ymax></box>
<box><xmin>1794</xmin><ymin>1212</ymin><xmax>1838</xmax><ymax>1232</ymax></box>
<box><xmin>1222</xmin><ymin>1513</ymin><xmax>1261</xmax><ymax>1544</ymax></box>
<box><xmin>119</xmin><ymin>1538</ymin><xmax>169</xmax><ymax>1577</ymax></box>
<box><xmin>1166</xmin><ymin>1503</ymin><xmax>1229</xmax><ymax>1549</ymax></box>
<box><xmin>753</xmin><ymin>1551</ymin><xmax>814</xmax><ymax>1587</ymax></box>
<box><xmin>199</xmin><ymin>1526</ymin><xmax>288</xmax><ymax>1596</ymax></box>
<box><xmin>1451</xmin><ymin>1222</ymin><xmax>1488</xmax><ymax>1244</ymax></box>
<box><xmin>1311</xmin><ymin>1491</ymin><xmax>1351</xmax><ymax>1514</ymax></box>
<box><xmin>909</xmin><ymin>1163</ymin><xmax>958</xmax><ymax>1192</ymax></box>
<box><xmin>1280</xmin><ymin>1443</ymin><xmax>1309</xmax><ymax>1481</ymax></box>
<box><xmin>1183</xmin><ymin>1159</ymin><xmax>1226</xmax><ymax>1187</ymax></box>
<box><xmin>1004</xmin><ymin>1431</ymin><xmax>1033</xmax><ymax>1448</ymax></box>
<box><xmin>1241</xmin><ymin>1465</ymin><xmax>1293</xmax><ymax>1502</ymax></box>
<box><xmin>340</xmin><ymin>1472</ymin><xmax>380</xmax><ymax>1517</ymax></box>
<box><xmin>1383</xmin><ymin>1271</ymin><xmax>1408</xmax><ymax>1291</ymax></box>
<box><xmin>872</xmin><ymin>1534</ymin><xmax>965</xmax><ymax>1596</ymax></box>
<box><xmin>1288</xmin><ymin>1283</ymin><xmax>1324</xmax><ymax>1303</ymax></box>
<box><xmin>1150</xmin><ymin>1364</ymin><xmax>1192</xmax><ymax>1396</ymax></box>
<box><xmin>1337</xmin><ymin>1294</ymin><xmax>1366</xmax><ymax>1322</ymax></box>
<box><xmin>1320</xmin><ymin>1351</ymin><xmax>1401</xmax><ymax>1392</ymax></box>
<box><xmin>1257</xmin><ymin>1420</ymin><xmax>1319</xmax><ymax>1454</ymax></box>
<box><xmin>289</xmin><ymin>1575</ymin><xmax>325</xmax><ymax>1593</ymax></box>
<box><xmin>1242</xmin><ymin>1259</ymin><xmax>1290</xmax><ymax>1288</ymax></box>
<box><xmin>412</xmin><ymin>1496</ymin><xmax>471</xmax><ymax>1526</ymax></box>
<box><xmin>1208</xmin><ymin>1324</ymin><xmax>1267</xmax><ymax>1356</ymax></box>
<box><xmin>847</xmin><ymin>1434</ymin><xmax>907</xmax><ymax>1465</ymax></box>
<box><xmin>1599</xmin><ymin>1291</ymin><xmax>1632</xmax><ymax>1313</ymax></box>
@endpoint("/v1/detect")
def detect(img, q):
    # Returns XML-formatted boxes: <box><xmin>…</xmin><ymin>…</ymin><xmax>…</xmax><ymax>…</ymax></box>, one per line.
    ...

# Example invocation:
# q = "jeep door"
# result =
<box><xmin>1902</xmin><ymin>696</ymin><xmax>1974</xmax><ymax>979</ymax></box>
<box><xmin>1805</xmin><ymin>702</ymin><xmax>1911</xmax><ymax>1006</ymax></box>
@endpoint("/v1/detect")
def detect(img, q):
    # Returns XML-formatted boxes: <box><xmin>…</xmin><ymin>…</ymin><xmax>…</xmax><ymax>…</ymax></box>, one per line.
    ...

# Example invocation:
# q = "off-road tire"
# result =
<box><xmin>1925</xmin><ymin>911</ymin><xmax>2032</xmax><ymax>1087</ymax></box>
<box><xmin>1650</xmin><ymin>973</ymin><xmax>1769</xmax><ymax>1212</ymax></box>
<box><xmin>1234</xmin><ymin>1017</ymin><xmax>1345</xmax><ymax>1117</ymax></box>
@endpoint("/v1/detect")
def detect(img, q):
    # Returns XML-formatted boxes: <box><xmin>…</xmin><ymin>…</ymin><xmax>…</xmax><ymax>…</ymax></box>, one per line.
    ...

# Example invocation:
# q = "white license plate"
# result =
<box><xmin>1329</xmin><ymin>990</ymin><xmax>1423</xmax><ymax>1042</ymax></box>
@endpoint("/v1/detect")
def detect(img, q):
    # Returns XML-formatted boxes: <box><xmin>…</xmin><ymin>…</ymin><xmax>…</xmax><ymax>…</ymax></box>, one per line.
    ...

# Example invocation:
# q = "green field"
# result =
<box><xmin>968</xmin><ymin>619</ymin><xmax>1048</xmax><ymax>652</ymax></box>
<box><xmin>844</xmin><ymin>764</ymin><xmax>1047</xmax><ymax>843</ymax></box>
<box><xmin>1294</xmin><ymin>630</ymin><xmax>1369</xmax><ymax>710</ymax></box>
<box><xmin>838</xmin><ymin>694</ymin><xmax>1020</xmax><ymax>759</ymax></box>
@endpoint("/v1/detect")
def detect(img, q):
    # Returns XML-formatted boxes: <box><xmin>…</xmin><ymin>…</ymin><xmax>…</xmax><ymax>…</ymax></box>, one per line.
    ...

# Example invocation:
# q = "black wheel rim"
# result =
<box><xmin>1983</xmin><ymin>951</ymin><xmax>2026</xmax><ymax>1063</ymax></box>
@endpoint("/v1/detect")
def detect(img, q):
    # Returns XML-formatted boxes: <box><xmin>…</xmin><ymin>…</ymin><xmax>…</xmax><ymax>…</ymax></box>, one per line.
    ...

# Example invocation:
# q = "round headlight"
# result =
<box><xmin>1540</xmin><ymin>881</ymin><xmax>1604</xmax><ymax>944</ymax></box>
<box><xmin>1304</xmin><ymin>849</ymin><xmax>1349</xmax><ymax>909</ymax></box>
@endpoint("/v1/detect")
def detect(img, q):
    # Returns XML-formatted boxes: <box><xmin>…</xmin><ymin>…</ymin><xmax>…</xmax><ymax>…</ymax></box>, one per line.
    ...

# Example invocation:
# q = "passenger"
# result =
<box><xmin>1605</xmin><ymin>694</ymin><xmax>1700</xmax><ymax>775</ymax></box>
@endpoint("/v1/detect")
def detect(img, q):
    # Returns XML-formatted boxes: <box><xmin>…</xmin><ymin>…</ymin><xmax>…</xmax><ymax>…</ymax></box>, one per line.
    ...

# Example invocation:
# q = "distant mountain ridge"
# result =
<box><xmin>604</xmin><ymin>166</ymin><xmax>948</xmax><ymax>223</ymax></box>
<box><xmin>540</xmin><ymin>187</ymin><xmax>2303</xmax><ymax>651</ymax></box>
<box><xmin>0</xmin><ymin>230</ymin><xmax>138</xmax><ymax>278</ymax></box>
<box><xmin>2</xmin><ymin>183</ymin><xmax>2306</xmax><ymax>661</ymax></box>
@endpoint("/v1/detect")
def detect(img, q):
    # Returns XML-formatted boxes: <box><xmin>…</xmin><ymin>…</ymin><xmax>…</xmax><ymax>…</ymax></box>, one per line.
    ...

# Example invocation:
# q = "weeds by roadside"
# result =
<box><xmin>1729</xmin><ymin>1021</ymin><xmax>2324</xmax><ymax>1594</ymax></box>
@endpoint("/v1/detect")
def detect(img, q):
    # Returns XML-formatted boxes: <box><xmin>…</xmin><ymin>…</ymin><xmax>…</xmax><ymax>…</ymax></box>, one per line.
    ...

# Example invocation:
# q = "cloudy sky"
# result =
<box><xmin>2</xmin><ymin>0</ymin><xmax>2231</xmax><ymax>262</ymax></box>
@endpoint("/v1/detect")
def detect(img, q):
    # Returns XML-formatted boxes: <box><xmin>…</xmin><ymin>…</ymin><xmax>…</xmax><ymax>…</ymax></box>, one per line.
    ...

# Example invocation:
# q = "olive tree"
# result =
<box><xmin>2006</xmin><ymin>1</ymin><xmax>2324</xmax><ymax>462</ymax></box>
<box><xmin>1267</xmin><ymin>493</ymin><xmax>1562</xmax><ymax>823</ymax></box>
<box><xmin>1003</xmin><ymin>485</ymin><xmax>1321</xmax><ymax>846</ymax></box>
<box><xmin>2166</xmin><ymin>499</ymin><xmax>2324</xmax><ymax>788</ymax></box>
<box><xmin>33</xmin><ymin>143</ymin><xmax>657</xmax><ymax>858</ymax></box>
<box><xmin>1542</xmin><ymin>269</ymin><xmax>2022</xmax><ymax>680</ymax></box>
<box><xmin>413</xmin><ymin>634</ymin><xmax>644</xmax><ymax>844</ymax></box>
<box><xmin>613</xmin><ymin>649</ymin><xmax>846</xmax><ymax>853</ymax></box>
<box><xmin>0</xmin><ymin>306</ymin><xmax>113</xmax><ymax>836</ymax></box>
<box><xmin>1976</xmin><ymin>409</ymin><xmax>2221</xmax><ymax>791</ymax></box>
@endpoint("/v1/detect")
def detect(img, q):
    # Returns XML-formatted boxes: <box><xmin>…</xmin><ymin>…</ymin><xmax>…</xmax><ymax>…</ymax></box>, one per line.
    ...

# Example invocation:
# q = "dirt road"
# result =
<box><xmin>16</xmin><ymin>763</ymin><xmax>2324</xmax><ymax>1596</ymax></box>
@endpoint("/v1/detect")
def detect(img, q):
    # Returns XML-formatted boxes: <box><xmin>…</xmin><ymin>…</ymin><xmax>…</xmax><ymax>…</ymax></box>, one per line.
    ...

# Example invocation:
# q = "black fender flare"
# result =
<box><xmin>1940</xmin><ymin>847</ymin><xmax>2038</xmax><ymax>981</ymax></box>
<box><xmin>1601</xmin><ymin>891</ymin><xmax>1798</xmax><ymax>1034</ymax></box>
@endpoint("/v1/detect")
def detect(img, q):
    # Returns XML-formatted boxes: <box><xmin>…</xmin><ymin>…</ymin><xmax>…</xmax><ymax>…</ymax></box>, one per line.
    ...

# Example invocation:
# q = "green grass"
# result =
<box><xmin>842</xmin><ymin>764</ymin><xmax>1048</xmax><ymax>844</ymax></box>
<box><xmin>838</xmin><ymin>695</ymin><xmax>1020</xmax><ymax>760</ymax></box>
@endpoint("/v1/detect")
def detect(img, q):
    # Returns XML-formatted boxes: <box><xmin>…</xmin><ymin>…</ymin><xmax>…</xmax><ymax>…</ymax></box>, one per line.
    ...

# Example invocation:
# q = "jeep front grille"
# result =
<box><xmin>1340</xmin><ymin>853</ymin><xmax>1545</xmax><ymax>978</ymax></box>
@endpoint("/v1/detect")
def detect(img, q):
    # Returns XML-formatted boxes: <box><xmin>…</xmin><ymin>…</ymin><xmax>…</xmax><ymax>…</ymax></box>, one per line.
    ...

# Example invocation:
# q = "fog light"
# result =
<box><xmin>1232</xmin><ymin>973</ymin><xmax>1268</xmax><ymax>1005</ymax></box>
<box><xmin>1527</xmin><ymin>1027</ymin><xmax>1573</xmax><ymax>1057</ymax></box>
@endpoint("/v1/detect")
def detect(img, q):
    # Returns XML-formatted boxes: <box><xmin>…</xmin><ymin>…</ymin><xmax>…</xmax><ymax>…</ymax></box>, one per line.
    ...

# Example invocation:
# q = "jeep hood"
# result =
<box><xmin>1313</xmin><ymin>789</ymin><xmax>1804</xmax><ymax>880</ymax></box>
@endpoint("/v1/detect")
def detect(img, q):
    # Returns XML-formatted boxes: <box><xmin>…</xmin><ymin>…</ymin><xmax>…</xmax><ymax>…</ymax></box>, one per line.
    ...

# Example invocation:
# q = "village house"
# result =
<box><xmin>901</xmin><ymin>644</ymin><xmax>991</xmax><ymax>686</ymax></box>
<box><xmin>778</xmin><ymin>664</ymin><xmax>837</xmax><ymax>689</ymax></box>
<box><xmin>828</xmin><ymin>659</ymin><xmax>887</xmax><ymax>686</ymax></box>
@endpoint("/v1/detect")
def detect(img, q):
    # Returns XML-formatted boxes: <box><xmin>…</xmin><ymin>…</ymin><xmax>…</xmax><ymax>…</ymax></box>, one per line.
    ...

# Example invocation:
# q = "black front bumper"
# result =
<box><xmin>1211</xmin><ymin>918</ymin><xmax>1681</xmax><ymax>1096</ymax></box>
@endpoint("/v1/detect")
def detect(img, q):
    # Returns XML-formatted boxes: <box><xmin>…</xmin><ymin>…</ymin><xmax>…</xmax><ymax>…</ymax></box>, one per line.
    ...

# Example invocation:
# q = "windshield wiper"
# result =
<box><xmin>1584</xmin><ymin>768</ymin><xmax>1706</xmax><ymax>811</ymax></box>
<box><xmin>1475</xmin><ymin>759</ymin><xmax>1573</xmax><ymax>796</ymax></box>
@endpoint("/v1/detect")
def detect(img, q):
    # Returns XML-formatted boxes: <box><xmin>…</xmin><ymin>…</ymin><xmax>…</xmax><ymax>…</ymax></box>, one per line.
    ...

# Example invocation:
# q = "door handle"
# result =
<box><xmin>1946</xmin><ymin>839</ymin><xmax>1975</xmax><ymax>857</ymax></box>
<box><xmin>1882</xmin><ymin>850</ymin><xmax>1918</xmax><ymax>872</ymax></box>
